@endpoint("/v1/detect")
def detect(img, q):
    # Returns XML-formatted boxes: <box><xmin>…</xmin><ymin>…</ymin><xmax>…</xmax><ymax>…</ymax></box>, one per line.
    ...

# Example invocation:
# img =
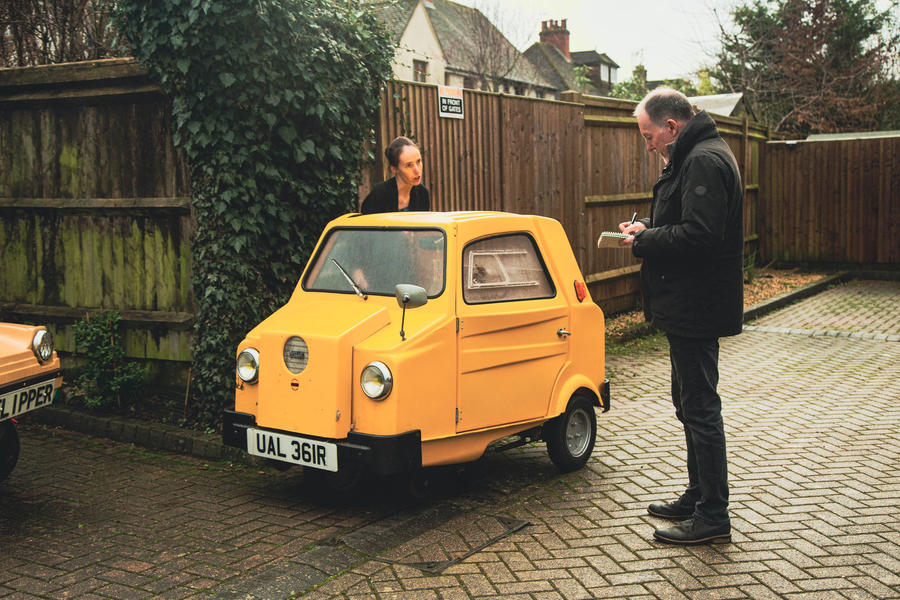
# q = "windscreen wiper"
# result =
<box><xmin>331</xmin><ymin>259</ymin><xmax>367</xmax><ymax>300</ymax></box>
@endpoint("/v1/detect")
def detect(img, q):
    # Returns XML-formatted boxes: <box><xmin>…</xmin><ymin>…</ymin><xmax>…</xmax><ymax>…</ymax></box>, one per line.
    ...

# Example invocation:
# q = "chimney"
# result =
<box><xmin>539</xmin><ymin>19</ymin><xmax>570</xmax><ymax>59</ymax></box>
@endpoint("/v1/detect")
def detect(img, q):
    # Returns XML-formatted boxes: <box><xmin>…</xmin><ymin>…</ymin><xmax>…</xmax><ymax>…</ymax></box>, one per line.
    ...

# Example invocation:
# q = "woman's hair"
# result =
<box><xmin>385</xmin><ymin>136</ymin><xmax>419</xmax><ymax>168</ymax></box>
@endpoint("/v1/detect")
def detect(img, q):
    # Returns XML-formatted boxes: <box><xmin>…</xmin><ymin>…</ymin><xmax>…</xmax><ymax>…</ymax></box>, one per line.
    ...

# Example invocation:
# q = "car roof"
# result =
<box><xmin>334</xmin><ymin>211</ymin><xmax>554</xmax><ymax>228</ymax></box>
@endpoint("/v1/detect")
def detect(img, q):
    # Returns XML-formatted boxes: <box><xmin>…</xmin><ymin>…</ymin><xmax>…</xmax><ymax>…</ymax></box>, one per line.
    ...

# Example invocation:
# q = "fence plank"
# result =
<box><xmin>761</xmin><ymin>136</ymin><xmax>900</xmax><ymax>264</ymax></box>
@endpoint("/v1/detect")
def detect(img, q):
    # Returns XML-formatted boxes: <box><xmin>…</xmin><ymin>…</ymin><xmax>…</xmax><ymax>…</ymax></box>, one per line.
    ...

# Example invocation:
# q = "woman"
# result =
<box><xmin>361</xmin><ymin>136</ymin><xmax>430</xmax><ymax>213</ymax></box>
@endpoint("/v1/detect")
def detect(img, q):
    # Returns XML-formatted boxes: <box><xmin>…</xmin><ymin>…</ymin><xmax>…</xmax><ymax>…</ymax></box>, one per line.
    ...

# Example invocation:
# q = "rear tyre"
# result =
<box><xmin>545</xmin><ymin>395</ymin><xmax>596</xmax><ymax>472</ymax></box>
<box><xmin>0</xmin><ymin>421</ymin><xmax>20</xmax><ymax>482</ymax></box>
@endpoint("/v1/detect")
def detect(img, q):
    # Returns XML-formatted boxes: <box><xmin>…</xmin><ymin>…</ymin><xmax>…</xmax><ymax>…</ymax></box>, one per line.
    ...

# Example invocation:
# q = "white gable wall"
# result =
<box><xmin>392</xmin><ymin>1</ymin><xmax>446</xmax><ymax>85</ymax></box>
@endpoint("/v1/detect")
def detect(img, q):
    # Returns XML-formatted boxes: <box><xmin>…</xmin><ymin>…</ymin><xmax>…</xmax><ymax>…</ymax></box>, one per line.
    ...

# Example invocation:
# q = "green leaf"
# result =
<box><xmin>219</xmin><ymin>72</ymin><xmax>237</xmax><ymax>87</ymax></box>
<box><xmin>278</xmin><ymin>125</ymin><xmax>297</xmax><ymax>144</ymax></box>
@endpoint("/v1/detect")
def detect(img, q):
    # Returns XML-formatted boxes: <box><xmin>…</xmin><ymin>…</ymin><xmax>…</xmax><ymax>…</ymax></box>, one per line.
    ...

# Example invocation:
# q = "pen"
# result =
<box><xmin>630</xmin><ymin>212</ymin><xmax>637</xmax><ymax>225</ymax></box>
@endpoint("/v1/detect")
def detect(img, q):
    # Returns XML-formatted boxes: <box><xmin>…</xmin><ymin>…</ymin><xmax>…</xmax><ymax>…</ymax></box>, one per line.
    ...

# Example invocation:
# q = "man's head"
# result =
<box><xmin>633</xmin><ymin>87</ymin><xmax>694</xmax><ymax>161</ymax></box>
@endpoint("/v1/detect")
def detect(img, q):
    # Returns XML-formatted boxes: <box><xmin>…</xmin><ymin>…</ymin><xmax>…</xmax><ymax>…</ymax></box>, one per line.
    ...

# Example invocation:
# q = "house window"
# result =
<box><xmin>413</xmin><ymin>60</ymin><xmax>428</xmax><ymax>83</ymax></box>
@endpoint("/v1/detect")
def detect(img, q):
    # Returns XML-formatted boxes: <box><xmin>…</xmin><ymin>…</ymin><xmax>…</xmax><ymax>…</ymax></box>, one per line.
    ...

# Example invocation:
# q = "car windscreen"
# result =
<box><xmin>303</xmin><ymin>228</ymin><xmax>446</xmax><ymax>297</ymax></box>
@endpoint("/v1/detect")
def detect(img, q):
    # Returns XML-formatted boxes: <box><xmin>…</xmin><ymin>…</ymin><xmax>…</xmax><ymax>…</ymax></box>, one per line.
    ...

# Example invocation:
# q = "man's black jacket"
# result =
<box><xmin>632</xmin><ymin>111</ymin><xmax>744</xmax><ymax>339</ymax></box>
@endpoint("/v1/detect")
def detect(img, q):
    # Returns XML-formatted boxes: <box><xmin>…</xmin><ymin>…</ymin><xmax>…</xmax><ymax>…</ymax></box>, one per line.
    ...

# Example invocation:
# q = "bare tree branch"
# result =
<box><xmin>1</xmin><ymin>0</ymin><xmax>128</xmax><ymax>67</ymax></box>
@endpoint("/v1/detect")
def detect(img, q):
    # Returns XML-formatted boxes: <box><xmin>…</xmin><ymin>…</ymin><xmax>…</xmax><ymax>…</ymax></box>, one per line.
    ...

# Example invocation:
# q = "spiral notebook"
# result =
<box><xmin>596</xmin><ymin>231</ymin><xmax>629</xmax><ymax>248</ymax></box>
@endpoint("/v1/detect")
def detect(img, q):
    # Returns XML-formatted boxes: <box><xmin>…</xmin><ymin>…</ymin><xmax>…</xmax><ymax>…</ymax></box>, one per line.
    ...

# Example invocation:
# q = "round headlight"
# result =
<box><xmin>360</xmin><ymin>361</ymin><xmax>392</xmax><ymax>400</ymax></box>
<box><xmin>236</xmin><ymin>348</ymin><xmax>260</xmax><ymax>383</ymax></box>
<box><xmin>32</xmin><ymin>329</ymin><xmax>54</xmax><ymax>363</ymax></box>
<box><xmin>283</xmin><ymin>336</ymin><xmax>309</xmax><ymax>374</ymax></box>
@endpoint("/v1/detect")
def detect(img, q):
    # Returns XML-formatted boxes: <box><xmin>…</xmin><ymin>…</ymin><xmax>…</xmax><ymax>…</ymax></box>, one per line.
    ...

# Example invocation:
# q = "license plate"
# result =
<box><xmin>246</xmin><ymin>428</ymin><xmax>338</xmax><ymax>472</ymax></box>
<box><xmin>0</xmin><ymin>379</ymin><xmax>57</xmax><ymax>422</ymax></box>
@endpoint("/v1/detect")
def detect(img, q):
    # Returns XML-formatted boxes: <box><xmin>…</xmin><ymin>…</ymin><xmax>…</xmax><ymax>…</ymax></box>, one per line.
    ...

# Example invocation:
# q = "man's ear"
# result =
<box><xmin>667</xmin><ymin>119</ymin><xmax>679</xmax><ymax>136</ymax></box>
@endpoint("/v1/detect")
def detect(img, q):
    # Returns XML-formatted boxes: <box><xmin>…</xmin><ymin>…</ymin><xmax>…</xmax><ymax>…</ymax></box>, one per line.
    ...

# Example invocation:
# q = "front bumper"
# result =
<box><xmin>222</xmin><ymin>410</ymin><xmax>422</xmax><ymax>476</ymax></box>
<box><xmin>0</xmin><ymin>370</ymin><xmax>62</xmax><ymax>422</ymax></box>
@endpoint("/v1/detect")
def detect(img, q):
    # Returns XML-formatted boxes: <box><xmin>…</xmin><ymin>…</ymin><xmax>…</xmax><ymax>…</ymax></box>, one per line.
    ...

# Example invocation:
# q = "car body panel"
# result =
<box><xmin>226</xmin><ymin>211</ymin><xmax>607</xmax><ymax>473</ymax></box>
<box><xmin>0</xmin><ymin>323</ymin><xmax>62</xmax><ymax>422</ymax></box>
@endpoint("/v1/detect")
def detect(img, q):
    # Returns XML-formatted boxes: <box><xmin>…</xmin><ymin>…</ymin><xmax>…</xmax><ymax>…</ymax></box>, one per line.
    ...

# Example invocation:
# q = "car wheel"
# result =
<box><xmin>0</xmin><ymin>421</ymin><xmax>20</xmax><ymax>482</ymax></box>
<box><xmin>545</xmin><ymin>395</ymin><xmax>596</xmax><ymax>472</ymax></box>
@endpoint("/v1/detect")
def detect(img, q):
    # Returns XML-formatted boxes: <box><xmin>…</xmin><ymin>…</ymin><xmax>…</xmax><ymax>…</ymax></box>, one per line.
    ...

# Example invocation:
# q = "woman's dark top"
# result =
<box><xmin>360</xmin><ymin>177</ymin><xmax>430</xmax><ymax>214</ymax></box>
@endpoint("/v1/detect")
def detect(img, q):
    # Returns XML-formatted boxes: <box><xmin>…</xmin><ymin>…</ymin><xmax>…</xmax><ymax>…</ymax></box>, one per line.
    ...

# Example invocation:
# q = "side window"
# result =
<box><xmin>463</xmin><ymin>234</ymin><xmax>555</xmax><ymax>304</ymax></box>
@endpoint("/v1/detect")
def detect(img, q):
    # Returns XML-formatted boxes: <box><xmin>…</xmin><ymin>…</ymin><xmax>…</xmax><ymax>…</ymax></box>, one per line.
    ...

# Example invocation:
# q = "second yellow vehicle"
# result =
<box><xmin>1</xmin><ymin>323</ymin><xmax>63</xmax><ymax>481</ymax></box>
<box><xmin>223</xmin><ymin>211</ymin><xmax>610</xmax><ymax>490</ymax></box>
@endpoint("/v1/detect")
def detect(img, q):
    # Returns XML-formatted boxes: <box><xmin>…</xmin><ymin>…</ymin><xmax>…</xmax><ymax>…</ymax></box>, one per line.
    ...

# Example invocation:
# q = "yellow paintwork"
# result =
<box><xmin>233</xmin><ymin>211</ymin><xmax>605</xmax><ymax>468</ymax></box>
<box><xmin>0</xmin><ymin>323</ymin><xmax>63</xmax><ymax>420</ymax></box>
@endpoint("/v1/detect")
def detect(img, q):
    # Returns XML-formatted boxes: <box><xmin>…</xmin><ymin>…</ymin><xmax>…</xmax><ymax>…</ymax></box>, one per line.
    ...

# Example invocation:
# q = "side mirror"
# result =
<box><xmin>395</xmin><ymin>284</ymin><xmax>428</xmax><ymax>309</ymax></box>
<box><xmin>395</xmin><ymin>284</ymin><xmax>427</xmax><ymax>341</ymax></box>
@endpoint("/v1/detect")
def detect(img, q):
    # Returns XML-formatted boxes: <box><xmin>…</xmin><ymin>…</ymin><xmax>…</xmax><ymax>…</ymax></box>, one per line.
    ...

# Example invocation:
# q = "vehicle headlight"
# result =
<box><xmin>283</xmin><ymin>336</ymin><xmax>309</xmax><ymax>374</ymax></box>
<box><xmin>32</xmin><ymin>329</ymin><xmax>54</xmax><ymax>363</ymax></box>
<box><xmin>236</xmin><ymin>348</ymin><xmax>260</xmax><ymax>383</ymax></box>
<box><xmin>360</xmin><ymin>361</ymin><xmax>392</xmax><ymax>400</ymax></box>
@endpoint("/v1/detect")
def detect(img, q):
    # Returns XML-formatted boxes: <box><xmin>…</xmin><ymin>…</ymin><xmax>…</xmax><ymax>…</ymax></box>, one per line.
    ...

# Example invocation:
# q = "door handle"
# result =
<box><xmin>557</xmin><ymin>328</ymin><xmax>571</xmax><ymax>338</ymax></box>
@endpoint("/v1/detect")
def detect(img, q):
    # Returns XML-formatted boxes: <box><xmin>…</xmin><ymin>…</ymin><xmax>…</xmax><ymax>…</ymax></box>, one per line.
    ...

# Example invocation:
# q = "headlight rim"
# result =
<box><xmin>360</xmin><ymin>361</ymin><xmax>393</xmax><ymax>400</ymax></box>
<box><xmin>31</xmin><ymin>329</ymin><xmax>54</xmax><ymax>363</ymax></box>
<box><xmin>236</xmin><ymin>347</ymin><xmax>260</xmax><ymax>384</ymax></box>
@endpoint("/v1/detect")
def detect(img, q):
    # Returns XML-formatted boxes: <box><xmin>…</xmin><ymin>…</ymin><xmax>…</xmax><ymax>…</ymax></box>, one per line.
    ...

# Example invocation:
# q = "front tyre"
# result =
<box><xmin>0</xmin><ymin>421</ymin><xmax>20</xmax><ymax>482</ymax></box>
<box><xmin>545</xmin><ymin>395</ymin><xmax>596</xmax><ymax>472</ymax></box>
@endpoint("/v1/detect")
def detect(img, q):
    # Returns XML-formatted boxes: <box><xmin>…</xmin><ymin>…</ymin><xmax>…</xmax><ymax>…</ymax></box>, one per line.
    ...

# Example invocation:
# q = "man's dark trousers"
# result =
<box><xmin>666</xmin><ymin>333</ymin><xmax>729</xmax><ymax>526</ymax></box>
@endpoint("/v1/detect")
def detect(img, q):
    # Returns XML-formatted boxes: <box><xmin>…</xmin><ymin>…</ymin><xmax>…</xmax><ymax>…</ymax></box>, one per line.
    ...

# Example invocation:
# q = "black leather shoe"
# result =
<box><xmin>647</xmin><ymin>498</ymin><xmax>695</xmax><ymax>520</ymax></box>
<box><xmin>653</xmin><ymin>518</ymin><xmax>731</xmax><ymax>545</ymax></box>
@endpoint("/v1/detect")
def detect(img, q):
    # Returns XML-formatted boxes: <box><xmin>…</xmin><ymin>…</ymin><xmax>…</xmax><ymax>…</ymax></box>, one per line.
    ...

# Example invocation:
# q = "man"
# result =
<box><xmin>620</xmin><ymin>87</ymin><xmax>744</xmax><ymax>545</ymax></box>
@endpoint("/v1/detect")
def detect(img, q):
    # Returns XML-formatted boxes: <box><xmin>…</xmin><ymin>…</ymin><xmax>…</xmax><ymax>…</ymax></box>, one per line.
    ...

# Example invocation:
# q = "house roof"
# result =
<box><xmin>368</xmin><ymin>0</ymin><xmax>551</xmax><ymax>90</ymax></box>
<box><xmin>523</xmin><ymin>42</ymin><xmax>602</xmax><ymax>95</ymax></box>
<box><xmin>570</xmin><ymin>50</ymin><xmax>620</xmax><ymax>69</ymax></box>
<box><xmin>688</xmin><ymin>92</ymin><xmax>745</xmax><ymax>117</ymax></box>
<box><xmin>373</xmin><ymin>0</ymin><xmax>420</xmax><ymax>45</ymax></box>
<box><xmin>804</xmin><ymin>130</ymin><xmax>900</xmax><ymax>141</ymax></box>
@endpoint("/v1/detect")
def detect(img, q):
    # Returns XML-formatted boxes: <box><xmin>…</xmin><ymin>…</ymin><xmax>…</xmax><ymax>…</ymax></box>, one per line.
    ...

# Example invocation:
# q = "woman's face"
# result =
<box><xmin>392</xmin><ymin>145</ymin><xmax>423</xmax><ymax>187</ymax></box>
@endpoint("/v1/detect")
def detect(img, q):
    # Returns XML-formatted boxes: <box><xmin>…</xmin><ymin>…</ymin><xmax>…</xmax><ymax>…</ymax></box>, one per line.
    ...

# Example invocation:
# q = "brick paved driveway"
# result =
<box><xmin>2</xmin><ymin>278</ymin><xmax>898</xmax><ymax>599</ymax></box>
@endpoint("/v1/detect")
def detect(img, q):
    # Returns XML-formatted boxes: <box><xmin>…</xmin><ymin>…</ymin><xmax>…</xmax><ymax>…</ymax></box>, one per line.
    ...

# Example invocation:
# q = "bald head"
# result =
<box><xmin>634</xmin><ymin>87</ymin><xmax>694</xmax><ymax>128</ymax></box>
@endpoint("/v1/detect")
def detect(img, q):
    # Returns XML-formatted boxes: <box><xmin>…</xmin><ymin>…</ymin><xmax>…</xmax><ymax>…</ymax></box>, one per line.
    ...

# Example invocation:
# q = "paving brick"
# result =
<box><xmin>3</xmin><ymin>279</ymin><xmax>899</xmax><ymax>599</ymax></box>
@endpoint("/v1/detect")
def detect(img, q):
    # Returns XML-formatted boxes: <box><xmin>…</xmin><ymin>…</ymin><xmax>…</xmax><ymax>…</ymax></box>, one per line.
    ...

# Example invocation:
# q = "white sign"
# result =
<box><xmin>438</xmin><ymin>86</ymin><xmax>464</xmax><ymax>119</ymax></box>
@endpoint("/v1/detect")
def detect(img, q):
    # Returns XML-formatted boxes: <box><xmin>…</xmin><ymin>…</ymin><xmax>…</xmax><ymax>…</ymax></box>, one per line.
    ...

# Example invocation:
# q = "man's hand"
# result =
<box><xmin>618</xmin><ymin>220</ymin><xmax>647</xmax><ymax>247</ymax></box>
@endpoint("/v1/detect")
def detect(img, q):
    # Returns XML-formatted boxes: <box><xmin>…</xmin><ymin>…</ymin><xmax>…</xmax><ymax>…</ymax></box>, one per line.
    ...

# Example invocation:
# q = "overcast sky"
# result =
<box><xmin>455</xmin><ymin>0</ymin><xmax>899</xmax><ymax>83</ymax></box>
<box><xmin>453</xmin><ymin>0</ymin><xmax>745</xmax><ymax>82</ymax></box>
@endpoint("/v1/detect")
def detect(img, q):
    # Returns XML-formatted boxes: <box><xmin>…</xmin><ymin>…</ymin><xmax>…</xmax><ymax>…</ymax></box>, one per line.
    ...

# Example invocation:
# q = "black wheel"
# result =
<box><xmin>0</xmin><ymin>421</ymin><xmax>20</xmax><ymax>482</ymax></box>
<box><xmin>545</xmin><ymin>395</ymin><xmax>596</xmax><ymax>472</ymax></box>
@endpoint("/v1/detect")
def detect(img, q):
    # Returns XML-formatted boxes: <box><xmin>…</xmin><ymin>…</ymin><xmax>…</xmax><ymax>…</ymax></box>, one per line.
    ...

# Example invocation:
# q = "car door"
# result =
<box><xmin>456</xmin><ymin>232</ymin><xmax>570</xmax><ymax>433</ymax></box>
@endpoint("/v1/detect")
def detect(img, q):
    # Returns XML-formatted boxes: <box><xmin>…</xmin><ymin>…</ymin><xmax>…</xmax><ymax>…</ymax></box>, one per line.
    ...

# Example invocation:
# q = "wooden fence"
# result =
<box><xmin>760</xmin><ymin>136</ymin><xmax>900</xmax><ymax>265</ymax></box>
<box><xmin>0</xmin><ymin>59</ymin><xmax>193</xmax><ymax>381</ymax></box>
<box><xmin>2</xmin><ymin>60</ymin><xmax>895</xmax><ymax>372</ymax></box>
<box><xmin>369</xmin><ymin>82</ymin><xmax>768</xmax><ymax>313</ymax></box>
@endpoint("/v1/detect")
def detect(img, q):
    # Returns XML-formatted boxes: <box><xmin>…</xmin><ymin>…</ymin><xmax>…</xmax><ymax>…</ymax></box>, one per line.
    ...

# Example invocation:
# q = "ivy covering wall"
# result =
<box><xmin>114</xmin><ymin>0</ymin><xmax>393</xmax><ymax>427</ymax></box>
